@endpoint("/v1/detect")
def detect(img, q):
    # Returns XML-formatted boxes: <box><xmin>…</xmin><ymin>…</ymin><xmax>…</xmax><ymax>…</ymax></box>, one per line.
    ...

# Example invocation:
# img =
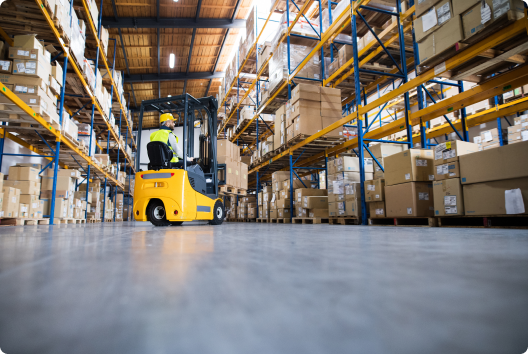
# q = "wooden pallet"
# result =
<box><xmin>270</xmin><ymin>218</ymin><xmax>291</xmax><ymax>223</ymax></box>
<box><xmin>57</xmin><ymin>218</ymin><xmax>87</xmax><ymax>224</ymax></box>
<box><xmin>437</xmin><ymin>215</ymin><xmax>528</xmax><ymax>229</ymax></box>
<box><xmin>0</xmin><ymin>218</ymin><xmax>50</xmax><ymax>226</ymax></box>
<box><xmin>104</xmin><ymin>218</ymin><xmax>114</xmax><ymax>223</ymax></box>
<box><xmin>256</xmin><ymin>218</ymin><xmax>270</xmax><ymax>223</ymax></box>
<box><xmin>329</xmin><ymin>217</ymin><xmax>359</xmax><ymax>225</ymax></box>
<box><xmin>87</xmin><ymin>218</ymin><xmax>101</xmax><ymax>223</ymax></box>
<box><xmin>218</xmin><ymin>185</ymin><xmax>247</xmax><ymax>196</ymax></box>
<box><xmin>368</xmin><ymin>217</ymin><xmax>438</xmax><ymax>227</ymax></box>
<box><xmin>292</xmin><ymin>217</ymin><xmax>329</xmax><ymax>224</ymax></box>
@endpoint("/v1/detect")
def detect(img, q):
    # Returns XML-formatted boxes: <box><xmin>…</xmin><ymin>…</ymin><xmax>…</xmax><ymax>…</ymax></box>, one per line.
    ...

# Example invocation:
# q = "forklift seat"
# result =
<box><xmin>147</xmin><ymin>141</ymin><xmax>180</xmax><ymax>171</ymax></box>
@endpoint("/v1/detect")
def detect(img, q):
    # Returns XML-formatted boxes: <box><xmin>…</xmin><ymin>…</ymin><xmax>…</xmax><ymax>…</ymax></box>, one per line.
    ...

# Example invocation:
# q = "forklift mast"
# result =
<box><xmin>135</xmin><ymin>94</ymin><xmax>220</xmax><ymax>197</ymax></box>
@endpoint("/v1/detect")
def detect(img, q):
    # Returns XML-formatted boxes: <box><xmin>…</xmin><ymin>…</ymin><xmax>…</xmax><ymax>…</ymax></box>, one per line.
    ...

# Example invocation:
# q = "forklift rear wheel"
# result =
<box><xmin>147</xmin><ymin>200</ymin><xmax>171</xmax><ymax>227</ymax></box>
<box><xmin>209</xmin><ymin>200</ymin><xmax>224</xmax><ymax>225</ymax></box>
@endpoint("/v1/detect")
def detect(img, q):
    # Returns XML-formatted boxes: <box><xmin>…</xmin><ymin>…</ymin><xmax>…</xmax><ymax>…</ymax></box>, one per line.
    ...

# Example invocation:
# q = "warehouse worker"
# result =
<box><xmin>151</xmin><ymin>113</ymin><xmax>196</xmax><ymax>168</ymax></box>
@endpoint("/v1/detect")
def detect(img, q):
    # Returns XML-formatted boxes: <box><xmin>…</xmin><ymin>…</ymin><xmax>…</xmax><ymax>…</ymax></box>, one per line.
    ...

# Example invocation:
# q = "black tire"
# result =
<box><xmin>208</xmin><ymin>200</ymin><xmax>224</xmax><ymax>225</ymax></box>
<box><xmin>147</xmin><ymin>200</ymin><xmax>171</xmax><ymax>227</ymax></box>
<box><xmin>170</xmin><ymin>221</ymin><xmax>183</xmax><ymax>226</ymax></box>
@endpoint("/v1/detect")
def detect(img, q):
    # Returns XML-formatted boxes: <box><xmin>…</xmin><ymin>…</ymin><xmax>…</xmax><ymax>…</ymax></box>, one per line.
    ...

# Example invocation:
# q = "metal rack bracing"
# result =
<box><xmin>216</xmin><ymin>0</ymin><xmax>528</xmax><ymax>224</ymax></box>
<box><xmin>0</xmin><ymin>0</ymin><xmax>137</xmax><ymax>224</ymax></box>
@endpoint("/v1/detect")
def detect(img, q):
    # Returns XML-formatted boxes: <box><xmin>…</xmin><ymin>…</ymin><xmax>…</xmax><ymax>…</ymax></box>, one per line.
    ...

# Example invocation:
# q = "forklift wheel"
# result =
<box><xmin>147</xmin><ymin>200</ymin><xmax>171</xmax><ymax>227</ymax></box>
<box><xmin>208</xmin><ymin>200</ymin><xmax>224</xmax><ymax>225</ymax></box>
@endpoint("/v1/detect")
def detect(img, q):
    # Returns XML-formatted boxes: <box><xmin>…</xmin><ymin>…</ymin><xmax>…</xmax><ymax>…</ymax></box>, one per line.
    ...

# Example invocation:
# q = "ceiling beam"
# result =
<box><xmin>186</xmin><ymin>28</ymin><xmax>196</xmax><ymax>75</ymax></box>
<box><xmin>102</xmin><ymin>18</ymin><xmax>245</xmax><ymax>29</ymax></box>
<box><xmin>124</xmin><ymin>72</ymin><xmax>225</xmax><ymax>83</ymax></box>
<box><xmin>195</xmin><ymin>0</ymin><xmax>203</xmax><ymax>22</ymax></box>
<box><xmin>111</xmin><ymin>0</ymin><xmax>118</xmax><ymax>22</ymax></box>
<box><xmin>205</xmin><ymin>79</ymin><xmax>212</xmax><ymax>96</ymax></box>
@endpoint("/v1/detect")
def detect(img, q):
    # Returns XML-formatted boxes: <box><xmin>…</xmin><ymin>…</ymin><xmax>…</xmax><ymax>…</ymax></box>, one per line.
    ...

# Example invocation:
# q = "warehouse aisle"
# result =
<box><xmin>0</xmin><ymin>222</ymin><xmax>527</xmax><ymax>354</ymax></box>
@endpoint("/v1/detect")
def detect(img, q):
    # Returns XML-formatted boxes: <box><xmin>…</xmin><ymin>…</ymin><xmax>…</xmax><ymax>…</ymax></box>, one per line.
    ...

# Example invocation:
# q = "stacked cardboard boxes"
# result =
<box><xmin>327</xmin><ymin>156</ymin><xmax>373</xmax><ymax>218</ymax></box>
<box><xmin>477</xmin><ymin>128</ymin><xmax>508</xmax><ymax>150</ymax></box>
<box><xmin>268</xmin><ymin>171</ymin><xmax>312</xmax><ymax>219</ymax></box>
<box><xmin>432</xmin><ymin>141</ymin><xmax>479</xmax><ymax>216</ymax></box>
<box><xmin>42</xmin><ymin>168</ymin><xmax>81</xmax><ymax>219</ymax></box>
<box><xmin>6</xmin><ymin>166</ymin><xmax>43</xmax><ymax>219</ymax></box>
<box><xmin>507</xmin><ymin>115</ymin><xmax>528</xmax><ymax>144</ymax></box>
<box><xmin>218</xmin><ymin>139</ymin><xmax>249</xmax><ymax>190</ymax></box>
<box><xmin>238</xmin><ymin>196</ymin><xmax>257</xmax><ymax>219</ymax></box>
<box><xmin>295</xmin><ymin>188</ymin><xmax>328</xmax><ymax>218</ymax></box>
<box><xmin>416</xmin><ymin>0</ymin><xmax>524</xmax><ymax>65</ymax></box>
<box><xmin>383</xmin><ymin>149</ymin><xmax>435</xmax><ymax>217</ymax></box>
<box><xmin>460</xmin><ymin>141</ymin><xmax>528</xmax><ymax>216</ymax></box>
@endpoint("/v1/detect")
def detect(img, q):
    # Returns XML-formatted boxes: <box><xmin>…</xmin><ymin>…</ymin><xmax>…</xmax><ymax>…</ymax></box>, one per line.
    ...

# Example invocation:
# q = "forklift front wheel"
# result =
<box><xmin>209</xmin><ymin>200</ymin><xmax>224</xmax><ymax>225</ymax></box>
<box><xmin>147</xmin><ymin>199</ymin><xmax>171</xmax><ymax>227</ymax></box>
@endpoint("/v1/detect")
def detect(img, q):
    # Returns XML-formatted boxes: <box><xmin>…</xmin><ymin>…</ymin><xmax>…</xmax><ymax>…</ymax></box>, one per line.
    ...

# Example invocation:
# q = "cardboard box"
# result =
<box><xmin>283</xmin><ymin>176</ymin><xmax>311</xmax><ymax>190</ymax></box>
<box><xmin>328</xmin><ymin>201</ymin><xmax>346</xmax><ymax>217</ymax></box>
<box><xmin>414</xmin><ymin>0</ymin><xmax>454</xmax><ymax>43</ymax></box>
<box><xmin>295</xmin><ymin>188</ymin><xmax>327</xmax><ymax>204</ymax></box>
<box><xmin>434</xmin><ymin>141</ymin><xmax>479</xmax><ymax>165</ymax></box>
<box><xmin>434</xmin><ymin>161</ymin><xmax>460</xmax><ymax>180</ymax></box>
<box><xmin>289</xmin><ymin>100</ymin><xmax>321</xmax><ymax>122</ymax></box>
<box><xmin>277</xmin><ymin>208</ymin><xmax>290</xmax><ymax>218</ymax></box>
<box><xmin>344</xmin><ymin>183</ymin><xmax>360</xmax><ymax>201</ymax></box>
<box><xmin>369</xmin><ymin>201</ymin><xmax>386</xmax><ymax>218</ymax></box>
<box><xmin>19</xmin><ymin>203</ymin><xmax>29</xmax><ymax>218</ymax></box>
<box><xmin>416</xmin><ymin>0</ymin><xmax>442</xmax><ymax>17</ymax></box>
<box><xmin>8</xmin><ymin>166</ymin><xmax>40</xmax><ymax>181</ymax></box>
<box><xmin>374</xmin><ymin>158</ymin><xmax>384</xmax><ymax>179</ymax></box>
<box><xmin>459</xmin><ymin>141</ymin><xmax>528</xmax><ymax>184</ymax></box>
<box><xmin>463</xmin><ymin>177</ymin><xmax>528</xmax><ymax>216</ymax></box>
<box><xmin>53</xmin><ymin>199</ymin><xmax>69</xmax><ymax>218</ymax></box>
<box><xmin>46</xmin><ymin>168</ymin><xmax>82</xmax><ymax>179</ymax></box>
<box><xmin>269</xmin><ymin>209</ymin><xmax>278</xmax><ymax>219</ymax></box>
<box><xmin>41</xmin><ymin>176</ymin><xmax>74</xmax><ymax>191</ymax></box>
<box><xmin>345</xmin><ymin>199</ymin><xmax>362</xmax><ymax>218</ymax></box>
<box><xmin>364</xmin><ymin>179</ymin><xmax>385</xmax><ymax>202</ymax></box>
<box><xmin>308</xmin><ymin>209</ymin><xmax>329</xmax><ymax>218</ymax></box>
<box><xmin>0</xmin><ymin>60</ymin><xmax>11</xmax><ymax>74</ymax></box>
<box><xmin>433</xmin><ymin>178</ymin><xmax>464</xmax><ymax>216</ymax></box>
<box><xmin>217</xmin><ymin>139</ymin><xmax>232</xmax><ymax>158</ymax></box>
<box><xmin>385</xmin><ymin>182</ymin><xmax>434</xmax><ymax>217</ymax></box>
<box><xmin>334</xmin><ymin>156</ymin><xmax>374</xmax><ymax>173</ymax></box>
<box><xmin>291</xmin><ymin>83</ymin><xmax>320</xmax><ymax>103</ymax></box>
<box><xmin>384</xmin><ymin>149</ymin><xmax>435</xmax><ymax>186</ymax></box>
<box><xmin>302</xmin><ymin>196</ymin><xmax>328</xmax><ymax>209</ymax></box>
<box><xmin>2</xmin><ymin>187</ymin><xmax>20</xmax><ymax>218</ymax></box>
<box><xmin>40</xmin><ymin>189</ymin><xmax>69</xmax><ymax>199</ymax></box>
<box><xmin>4</xmin><ymin>180</ymin><xmax>40</xmax><ymax>196</ymax></box>
<box><xmin>321</xmin><ymin>117</ymin><xmax>343</xmax><ymax>138</ymax></box>
<box><xmin>367</xmin><ymin>143</ymin><xmax>407</xmax><ymax>159</ymax></box>
<box><xmin>418</xmin><ymin>16</ymin><xmax>464</xmax><ymax>65</ymax></box>
<box><xmin>320</xmin><ymin>86</ymin><xmax>341</xmax><ymax>103</ymax></box>
<box><xmin>292</xmin><ymin>116</ymin><xmax>323</xmax><ymax>137</ymax></box>
<box><xmin>240</xmin><ymin>162</ymin><xmax>248</xmax><ymax>190</ymax></box>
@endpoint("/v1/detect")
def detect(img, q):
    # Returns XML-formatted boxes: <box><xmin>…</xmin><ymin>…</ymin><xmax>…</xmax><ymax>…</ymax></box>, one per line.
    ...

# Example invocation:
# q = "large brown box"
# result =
<box><xmin>292</xmin><ymin>116</ymin><xmax>322</xmax><ymax>137</ymax></box>
<box><xmin>434</xmin><ymin>161</ymin><xmax>460</xmax><ymax>181</ymax></box>
<box><xmin>291</xmin><ymin>83</ymin><xmax>320</xmax><ymax>104</ymax></box>
<box><xmin>433</xmin><ymin>178</ymin><xmax>464</xmax><ymax>216</ymax></box>
<box><xmin>414</xmin><ymin>0</ymin><xmax>454</xmax><ymax>43</ymax></box>
<box><xmin>217</xmin><ymin>139</ymin><xmax>232</xmax><ymax>158</ymax></box>
<box><xmin>302</xmin><ymin>196</ymin><xmax>328</xmax><ymax>209</ymax></box>
<box><xmin>321</xmin><ymin>117</ymin><xmax>343</xmax><ymax>137</ymax></box>
<box><xmin>463</xmin><ymin>177</ymin><xmax>528</xmax><ymax>216</ymax></box>
<box><xmin>4</xmin><ymin>180</ymin><xmax>40</xmax><ymax>195</ymax></box>
<box><xmin>8</xmin><ymin>166</ymin><xmax>40</xmax><ymax>181</ymax></box>
<box><xmin>295</xmin><ymin>188</ymin><xmax>327</xmax><ymax>204</ymax></box>
<box><xmin>239</xmin><ymin>162</ymin><xmax>248</xmax><ymax>190</ymax></box>
<box><xmin>277</xmin><ymin>198</ymin><xmax>291</xmax><ymax>209</ymax></box>
<box><xmin>416</xmin><ymin>0</ymin><xmax>442</xmax><ymax>17</ymax></box>
<box><xmin>434</xmin><ymin>140</ymin><xmax>479</xmax><ymax>165</ymax></box>
<box><xmin>320</xmin><ymin>86</ymin><xmax>341</xmax><ymax>103</ymax></box>
<box><xmin>2</xmin><ymin>186</ymin><xmax>20</xmax><ymax>218</ymax></box>
<box><xmin>385</xmin><ymin>182</ymin><xmax>434</xmax><ymax>217</ymax></box>
<box><xmin>369</xmin><ymin>201</ymin><xmax>386</xmax><ymax>218</ymax></box>
<box><xmin>418</xmin><ymin>16</ymin><xmax>463</xmax><ymax>65</ymax></box>
<box><xmin>459</xmin><ymin>141</ymin><xmax>528</xmax><ymax>184</ymax></box>
<box><xmin>364</xmin><ymin>179</ymin><xmax>385</xmax><ymax>202</ymax></box>
<box><xmin>289</xmin><ymin>100</ymin><xmax>321</xmax><ymax>122</ymax></box>
<box><xmin>367</xmin><ymin>143</ymin><xmax>407</xmax><ymax>159</ymax></box>
<box><xmin>308</xmin><ymin>209</ymin><xmax>329</xmax><ymax>218</ymax></box>
<box><xmin>384</xmin><ymin>149</ymin><xmax>435</xmax><ymax>186</ymax></box>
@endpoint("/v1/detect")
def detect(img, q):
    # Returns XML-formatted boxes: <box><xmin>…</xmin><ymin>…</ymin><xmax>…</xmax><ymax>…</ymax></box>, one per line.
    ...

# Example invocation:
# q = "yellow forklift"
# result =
<box><xmin>133</xmin><ymin>94</ymin><xmax>225</xmax><ymax>226</ymax></box>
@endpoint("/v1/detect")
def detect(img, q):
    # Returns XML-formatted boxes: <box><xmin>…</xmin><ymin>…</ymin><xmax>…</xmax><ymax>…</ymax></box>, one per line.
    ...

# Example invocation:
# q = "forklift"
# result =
<box><xmin>133</xmin><ymin>94</ymin><xmax>225</xmax><ymax>226</ymax></box>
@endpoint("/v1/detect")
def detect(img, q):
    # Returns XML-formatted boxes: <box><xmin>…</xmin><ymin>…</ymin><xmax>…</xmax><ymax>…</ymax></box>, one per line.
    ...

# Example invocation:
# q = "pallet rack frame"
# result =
<box><xmin>216</xmin><ymin>0</ymin><xmax>528</xmax><ymax>224</ymax></box>
<box><xmin>0</xmin><ymin>0</ymin><xmax>137</xmax><ymax>224</ymax></box>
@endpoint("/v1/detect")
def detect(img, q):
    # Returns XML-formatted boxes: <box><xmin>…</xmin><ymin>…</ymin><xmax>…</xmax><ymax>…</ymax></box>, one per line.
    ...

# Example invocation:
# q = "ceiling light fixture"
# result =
<box><xmin>169</xmin><ymin>53</ymin><xmax>175</xmax><ymax>68</ymax></box>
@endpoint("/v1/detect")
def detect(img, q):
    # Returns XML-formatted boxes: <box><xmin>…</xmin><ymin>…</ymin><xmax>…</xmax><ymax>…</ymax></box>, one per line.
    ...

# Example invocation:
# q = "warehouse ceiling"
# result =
<box><xmin>101</xmin><ymin>0</ymin><xmax>254</xmax><ymax>129</ymax></box>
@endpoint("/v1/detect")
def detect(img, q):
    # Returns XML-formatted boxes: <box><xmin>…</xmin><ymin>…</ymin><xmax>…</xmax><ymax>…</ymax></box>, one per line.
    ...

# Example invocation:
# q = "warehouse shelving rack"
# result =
<box><xmin>216</xmin><ymin>0</ymin><xmax>528</xmax><ymax>225</ymax></box>
<box><xmin>0</xmin><ymin>0</ymin><xmax>137</xmax><ymax>224</ymax></box>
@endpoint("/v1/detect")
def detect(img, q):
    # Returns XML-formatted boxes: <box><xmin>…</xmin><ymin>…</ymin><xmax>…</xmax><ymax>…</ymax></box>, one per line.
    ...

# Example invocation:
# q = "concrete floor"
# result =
<box><xmin>0</xmin><ymin>222</ymin><xmax>527</xmax><ymax>354</ymax></box>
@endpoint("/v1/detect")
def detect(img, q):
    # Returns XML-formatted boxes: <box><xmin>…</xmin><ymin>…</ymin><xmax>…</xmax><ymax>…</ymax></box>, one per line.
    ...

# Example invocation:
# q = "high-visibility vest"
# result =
<box><xmin>150</xmin><ymin>129</ymin><xmax>179</xmax><ymax>162</ymax></box>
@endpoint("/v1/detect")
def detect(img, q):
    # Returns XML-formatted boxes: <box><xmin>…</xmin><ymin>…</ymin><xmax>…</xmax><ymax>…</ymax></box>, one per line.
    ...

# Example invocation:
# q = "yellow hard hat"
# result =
<box><xmin>160</xmin><ymin>113</ymin><xmax>175</xmax><ymax>123</ymax></box>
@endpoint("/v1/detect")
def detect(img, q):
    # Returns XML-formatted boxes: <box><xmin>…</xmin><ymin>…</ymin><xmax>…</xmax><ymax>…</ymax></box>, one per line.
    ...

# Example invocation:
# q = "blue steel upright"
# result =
<box><xmin>350</xmin><ymin>0</ymin><xmax>367</xmax><ymax>225</ymax></box>
<box><xmin>50</xmin><ymin>55</ymin><xmax>69</xmax><ymax>224</ymax></box>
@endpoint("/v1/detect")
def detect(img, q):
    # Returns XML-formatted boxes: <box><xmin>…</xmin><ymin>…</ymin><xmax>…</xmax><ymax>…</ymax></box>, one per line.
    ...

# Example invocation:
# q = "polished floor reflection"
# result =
<box><xmin>0</xmin><ymin>221</ymin><xmax>527</xmax><ymax>354</ymax></box>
